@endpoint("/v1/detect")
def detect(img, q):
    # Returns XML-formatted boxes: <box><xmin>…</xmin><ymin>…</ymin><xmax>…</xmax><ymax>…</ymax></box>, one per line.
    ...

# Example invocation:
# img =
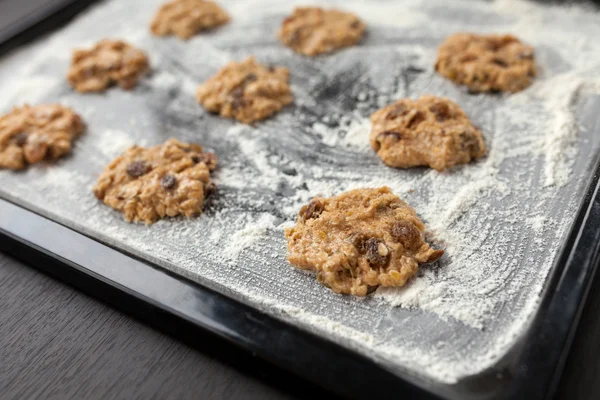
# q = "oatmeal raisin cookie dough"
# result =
<box><xmin>68</xmin><ymin>39</ymin><xmax>149</xmax><ymax>93</ymax></box>
<box><xmin>370</xmin><ymin>96</ymin><xmax>486</xmax><ymax>171</ymax></box>
<box><xmin>196</xmin><ymin>56</ymin><xmax>293</xmax><ymax>124</ymax></box>
<box><xmin>278</xmin><ymin>7</ymin><xmax>366</xmax><ymax>56</ymax></box>
<box><xmin>435</xmin><ymin>33</ymin><xmax>536</xmax><ymax>93</ymax></box>
<box><xmin>151</xmin><ymin>0</ymin><xmax>230</xmax><ymax>40</ymax></box>
<box><xmin>0</xmin><ymin>104</ymin><xmax>85</xmax><ymax>170</ymax></box>
<box><xmin>93</xmin><ymin>138</ymin><xmax>217</xmax><ymax>224</ymax></box>
<box><xmin>285</xmin><ymin>187</ymin><xmax>443</xmax><ymax>296</ymax></box>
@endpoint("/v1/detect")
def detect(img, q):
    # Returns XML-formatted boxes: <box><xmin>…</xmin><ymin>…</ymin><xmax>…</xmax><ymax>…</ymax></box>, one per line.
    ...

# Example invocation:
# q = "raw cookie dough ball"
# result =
<box><xmin>67</xmin><ymin>39</ymin><xmax>149</xmax><ymax>93</ymax></box>
<box><xmin>369</xmin><ymin>96</ymin><xmax>486</xmax><ymax>171</ymax></box>
<box><xmin>93</xmin><ymin>139</ymin><xmax>217</xmax><ymax>224</ymax></box>
<box><xmin>0</xmin><ymin>104</ymin><xmax>85</xmax><ymax>170</ymax></box>
<box><xmin>196</xmin><ymin>56</ymin><xmax>293</xmax><ymax>124</ymax></box>
<box><xmin>151</xmin><ymin>0</ymin><xmax>230</xmax><ymax>40</ymax></box>
<box><xmin>285</xmin><ymin>187</ymin><xmax>443</xmax><ymax>296</ymax></box>
<box><xmin>278</xmin><ymin>7</ymin><xmax>366</xmax><ymax>56</ymax></box>
<box><xmin>435</xmin><ymin>33</ymin><xmax>536</xmax><ymax>93</ymax></box>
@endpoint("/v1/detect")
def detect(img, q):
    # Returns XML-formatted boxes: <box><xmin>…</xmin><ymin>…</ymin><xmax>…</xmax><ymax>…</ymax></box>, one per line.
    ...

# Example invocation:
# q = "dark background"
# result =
<box><xmin>0</xmin><ymin>1</ymin><xmax>599</xmax><ymax>399</ymax></box>
<box><xmin>1</xmin><ymin>248</ymin><xmax>599</xmax><ymax>399</ymax></box>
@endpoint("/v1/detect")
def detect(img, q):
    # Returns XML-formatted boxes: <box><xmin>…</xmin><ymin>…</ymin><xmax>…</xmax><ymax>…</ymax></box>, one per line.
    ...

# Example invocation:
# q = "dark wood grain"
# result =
<box><xmin>0</xmin><ymin>1</ymin><xmax>598</xmax><ymax>398</ymax></box>
<box><xmin>0</xmin><ymin>252</ymin><xmax>296</xmax><ymax>400</ymax></box>
<box><xmin>1</xmin><ymin>250</ymin><xmax>599</xmax><ymax>400</ymax></box>
<box><xmin>555</xmin><ymin>270</ymin><xmax>600</xmax><ymax>400</ymax></box>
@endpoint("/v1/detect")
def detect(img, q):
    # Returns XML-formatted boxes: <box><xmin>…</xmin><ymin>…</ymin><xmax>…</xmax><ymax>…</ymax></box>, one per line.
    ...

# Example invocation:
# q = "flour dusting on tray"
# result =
<box><xmin>1</xmin><ymin>0</ymin><xmax>600</xmax><ymax>387</ymax></box>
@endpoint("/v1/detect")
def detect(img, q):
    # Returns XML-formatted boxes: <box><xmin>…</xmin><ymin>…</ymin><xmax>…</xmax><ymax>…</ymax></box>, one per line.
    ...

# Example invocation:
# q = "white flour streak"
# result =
<box><xmin>223</xmin><ymin>213</ymin><xmax>277</xmax><ymax>262</ymax></box>
<box><xmin>311</xmin><ymin>118</ymin><xmax>371</xmax><ymax>150</ymax></box>
<box><xmin>1</xmin><ymin>0</ymin><xmax>600</xmax><ymax>386</ymax></box>
<box><xmin>341</xmin><ymin>119</ymin><xmax>372</xmax><ymax>150</ymax></box>
<box><xmin>0</xmin><ymin>76</ymin><xmax>59</xmax><ymax>112</ymax></box>
<box><xmin>539</xmin><ymin>76</ymin><xmax>583</xmax><ymax>187</ymax></box>
<box><xmin>526</xmin><ymin>215</ymin><xmax>548</xmax><ymax>234</ymax></box>
<box><xmin>95</xmin><ymin>130</ymin><xmax>136</xmax><ymax>159</ymax></box>
<box><xmin>149</xmin><ymin>70</ymin><xmax>180</xmax><ymax>91</ymax></box>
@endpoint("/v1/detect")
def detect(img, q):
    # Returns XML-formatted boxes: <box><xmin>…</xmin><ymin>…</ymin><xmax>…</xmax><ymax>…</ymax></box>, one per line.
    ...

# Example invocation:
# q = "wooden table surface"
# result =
<box><xmin>0</xmin><ymin>250</ymin><xmax>598</xmax><ymax>400</ymax></box>
<box><xmin>0</xmin><ymin>252</ymin><xmax>298</xmax><ymax>400</ymax></box>
<box><xmin>0</xmin><ymin>1</ymin><xmax>599</xmax><ymax>399</ymax></box>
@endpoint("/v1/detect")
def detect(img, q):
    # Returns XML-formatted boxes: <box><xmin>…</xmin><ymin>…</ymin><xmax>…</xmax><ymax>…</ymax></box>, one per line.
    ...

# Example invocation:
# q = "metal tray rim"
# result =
<box><xmin>2</xmin><ymin>1</ymin><xmax>600</xmax><ymax>398</ymax></box>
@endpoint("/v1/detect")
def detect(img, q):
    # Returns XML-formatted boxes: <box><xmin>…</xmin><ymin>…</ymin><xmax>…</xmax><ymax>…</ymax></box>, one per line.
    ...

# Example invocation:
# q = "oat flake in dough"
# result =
<box><xmin>196</xmin><ymin>56</ymin><xmax>293</xmax><ymax>124</ymax></box>
<box><xmin>150</xmin><ymin>0</ymin><xmax>230</xmax><ymax>40</ymax></box>
<box><xmin>370</xmin><ymin>96</ymin><xmax>486</xmax><ymax>171</ymax></box>
<box><xmin>285</xmin><ymin>187</ymin><xmax>443</xmax><ymax>296</ymax></box>
<box><xmin>0</xmin><ymin>0</ymin><xmax>599</xmax><ymax>387</ymax></box>
<box><xmin>0</xmin><ymin>104</ymin><xmax>85</xmax><ymax>170</ymax></box>
<box><xmin>67</xmin><ymin>39</ymin><xmax>150</xmax><ymax>93</ymax></box>
<box><xmin>278</xmin><ymin>6</ymin><xmax>366</xmax><ymax>56</ymax></box>
<box><xmin>435</xmin><ymin>33</ymin><xmax>537</xmax><ymax>93</ymax></box>
<box><xmin>93</xmin><ymin>138</ymin><xmax>217</xmax><ymax>224</ymax></box>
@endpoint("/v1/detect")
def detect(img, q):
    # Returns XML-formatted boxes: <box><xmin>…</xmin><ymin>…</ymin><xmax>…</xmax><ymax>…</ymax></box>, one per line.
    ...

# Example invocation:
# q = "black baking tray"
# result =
<box><xmin>2</xmin><ymin>2</ymin><xmax>600</xmax><ymax>399</ymax></box>
<box><xmin>0</xmin><ymin>0</ymin><xmax>95</xmax><ymax>49</ymax></box>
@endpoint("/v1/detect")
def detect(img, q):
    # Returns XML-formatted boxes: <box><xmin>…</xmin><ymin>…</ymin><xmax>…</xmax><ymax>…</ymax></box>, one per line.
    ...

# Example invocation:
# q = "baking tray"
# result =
<box><xmin>1</xmin><ymin>0</ymin><xmax>600</xmax><ymax>399</ymax></box>
<box><xmin>0</xmin><ymin>0</ymin><xmax>98</xmax><ymax>50</ymax></box>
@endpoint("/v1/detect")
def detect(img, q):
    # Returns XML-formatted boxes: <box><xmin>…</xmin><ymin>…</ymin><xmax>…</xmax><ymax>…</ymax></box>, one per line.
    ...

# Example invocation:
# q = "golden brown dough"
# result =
<box><xmin>196</xmin><ymin>56</ymin><xmax>293</xmax><ymax>124</ymax></box>
<box><xmin>369</xmin><ymin>96</ymin><xmax>486</xmax><ymax>171</ymax></box>
<box><xmin>435</xmin><ymin>33</ymin><xmax>536</xmax><ymax>93</ymax></box>
<box><xmin>151</xmin><ymin>0</ymin><xmax>230</xmax><ymax>40</ymax></box>
<box><xmin>285</xmin><ymin>187</ymin><xmax>443</xmax><ymax>296</ymax></box>
<box><xmin>0</xmin><ymin>104</ymin><xmax>85</xmax><ymax>170</ymax></box>
<box><xmin>278</xmin><ymin>7</ymin><xmax>366</xmax><ymax>56</ymax></box>
<box><xmin>93</xmin><ymin>138</ymin><xmax>217</xmax><ymax>224</ymax></box>
<box><xmin>67</xmin><ymin>39</ymin><xmax>149</xmax><ymax>93</ymax></box>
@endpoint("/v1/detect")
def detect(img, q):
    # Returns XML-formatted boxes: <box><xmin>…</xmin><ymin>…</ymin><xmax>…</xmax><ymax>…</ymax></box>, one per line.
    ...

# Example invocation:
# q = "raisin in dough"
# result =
<box><xmin>93</xmin><ymin>139</ymin><xmax>217</xmax><ymax>224</ymax></box>
<box><xmin>196</xmin><ymin>56</ymin><xmax>293</xmax><ymax>124</ymax></box>
<box><xmin>285</xmin><ymin>187</ymin><xmax>443</xmax><ymax>296</ymax></box>
<box><xmin>68</xmin><ymin>39</ymin><xmax>149</xmax><ymax>93</ymax></box>
<box><xmin>151</xmin><ymin>0</ymin><xmax>230</xmax><ymax>40</ymax></box>
<box><xmin>278</xmin><ymin>7</ymin><xmax>366</xmax><ymax>56</ymax></box>
<box><xmin>435</xmin><ymin>33</ymin><xmax>536</xmax><ymax>93</ymax></box>
<box><xmin>370</xmin><ymin>96</ymin><xmax>486</xmax><ymax>171</ymax></box>
<box><xmin>0</xmin><ymin>104</ymin><xmax>85</xmax><ymax>170</ymax></box>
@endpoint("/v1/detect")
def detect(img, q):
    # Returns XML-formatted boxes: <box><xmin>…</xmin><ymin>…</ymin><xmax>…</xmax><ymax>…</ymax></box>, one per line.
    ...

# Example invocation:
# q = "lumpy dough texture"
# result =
<box><xmin>0</xmin><ymin>104</ymin><xmax>85</xmax><ymax>170</ymax></box>
<box><xmin>285</xmin><ymin>187</ymin><xmax>444</xmax><ymax>296</ymax></box>
<box><xmin>151</xmin><ymin>0</ymin><xmax>230</xmax><ymax>40</ymax></box>
<box><xmin>196</xmin><ymin>56</ymin><xmax>293</xmax><ymax>124</ymax></box>
<box><xmin>278</xmin><ymin>7</ymin><xmax>366</xmax><ymax>56</ymax></box>
<box><xmin>67</xmin><ymin>39</ymin><xmax>149</xmax><ymax>93</ymax></box>
<box><xmin>93</xmin><ymin>139</ymin><xmax>217</xmax><ymax>224</ymax></box>
<box><xmin>370</xmin><ymin>96</ymin><xmax>486</xmax><ymax>171</ymax></box>
<box><xmin>435</xmin><ymin>33</ymin><xmax>536</xmax><ymax>93</ymax></box>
